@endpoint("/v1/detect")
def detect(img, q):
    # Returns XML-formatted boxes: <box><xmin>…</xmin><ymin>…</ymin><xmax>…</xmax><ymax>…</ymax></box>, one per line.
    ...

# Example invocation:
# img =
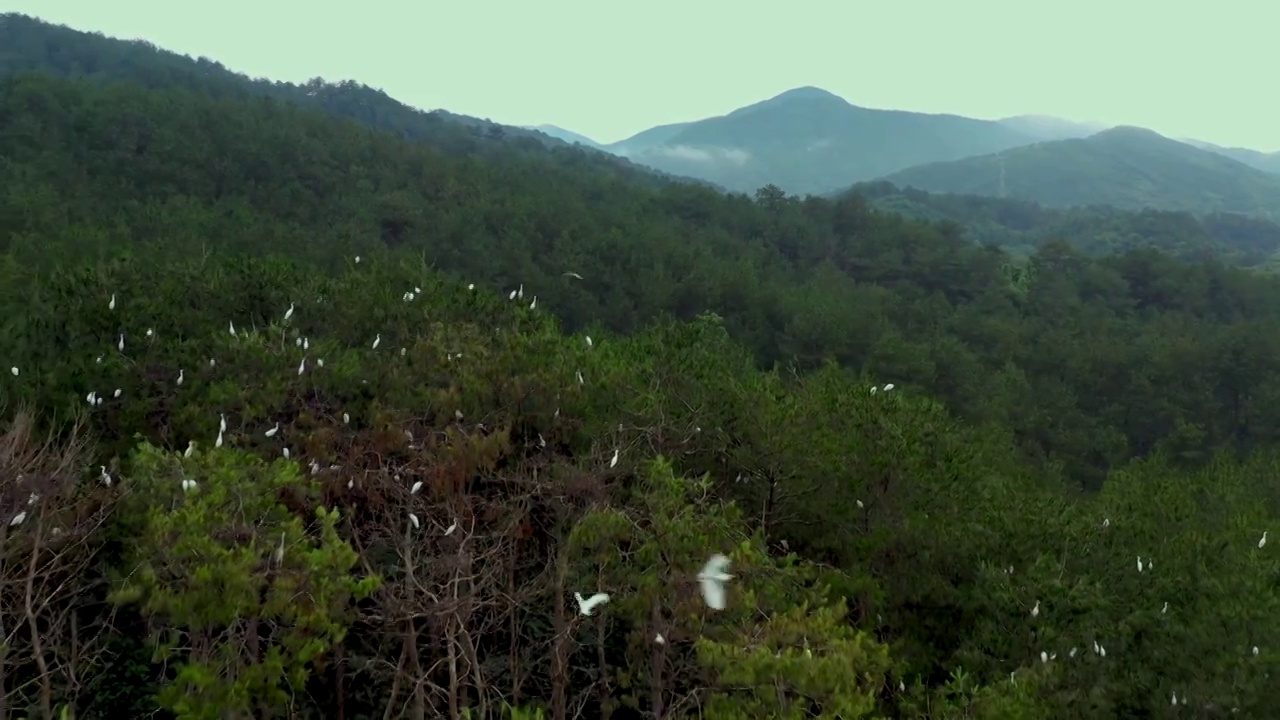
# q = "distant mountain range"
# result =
<box><xmin>10</xmin><ymin>12</ymin><xmax>1280</xmax><ymax>223</ymax></box>
<box><xmin>880</xmin><ymin>127</ymin><xmax>1280</xmax><ymax>220</ymax></box>
<box><xmin>530</xmin><ymin>92</ymin><xmax>1280</xmax><ymax>218</ymax></box>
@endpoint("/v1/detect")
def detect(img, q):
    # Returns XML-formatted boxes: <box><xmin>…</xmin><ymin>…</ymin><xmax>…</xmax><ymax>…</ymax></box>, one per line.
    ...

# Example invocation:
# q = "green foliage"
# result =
<box><xmin>110</xmin><ymin>442</ymin><xmax>378</xmax><ymax>718</ymax></box>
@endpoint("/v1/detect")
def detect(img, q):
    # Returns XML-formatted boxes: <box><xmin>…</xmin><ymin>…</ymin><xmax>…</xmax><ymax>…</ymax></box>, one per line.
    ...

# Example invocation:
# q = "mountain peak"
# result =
<box><xmin>767</xmin><ymin>86</ymin><xmax>846</xmax><ymax>103</ymax></box>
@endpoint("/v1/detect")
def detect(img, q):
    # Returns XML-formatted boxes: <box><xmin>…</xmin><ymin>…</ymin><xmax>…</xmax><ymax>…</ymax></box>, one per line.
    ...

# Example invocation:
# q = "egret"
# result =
<box><xmin>698</xmin><ymin>554</ymin><xmax>734</xmax><ymax>610</ymax></box>
<box><xmin>409</xmin><ymin>512</ymin><xmax>420</xmax><ymax>529</ymax></box>
<box><xmin>10</xmin><ymin>511</ymin><xmax>27</xmax><ymax>526</ymax></box>
<box><xmin>176</xmin><ymin>369</ymin><xmax>184</xmax><ymax>385</ymax></box>
<box><xmin>1031</xmin><ymin>600</ymin><xmax>1040</xmax><ymax>618</ymax></box>
<box><xmin>883</xmin><ymin>383</ymin><xmax>895</xmax><ymax>391</ymax></box>
<box><xmin>297</xmin><ymin>357</ymin><xmax>306</xmax><ymax>375</ymax></box>
<box><xmin>508</xmin><ymin>289</ymin><xmax>517</xmax><ymax>300</ymax></box>
<box><xmin>282</xmin><ymin>448</ymin><xmax>290</xmax><ymax>459</ymax></box>
<box><xmin>185</xmin><ymin>441</ymin><xmax>196</xmax><ymax>458</ymax></box>
<box><xmin>343</xmin><ymin>412</ymin><xmax>350</xmax><ymax>424</ymax></box>
<box><xmin>283</xmin><ymin>302</ymin><xmax>295</xmax><ymax>323</ymax></box>
<box><xmin>609</xmin><ymin>448</ymin><xmax>619</xmax><ymax>468</ymax></box>
<box><xmin>215</xmin><ymin>429</ymin><xmax>223</xmax><ymax>448</ymax></box>
<box><xmin>181</xmin><ymin>478</ymin><xmax>198</xmax><ymax>492</ymax></box>
<box><xmin>100</xmin><ymin>465</ymin><xmax>112</xmax><ymax>487</ymax></box>
<box><xmin>273</xmin><ymin>532</ymin><xmax>285</xmax><ymax>564</ymax></box>
<box><xmin>444</xmin><ymin>520</ymin><xmax>457</xmax><ymax>536</ymax></box>
<box><xmin>372</xmin><ymin>334</ymin><xmax>381</xmax><ymax>350</ymax></box>
<box><xmin>585</xmin><ymin>336</ymin><xmax>593</xmax><ymax>347</ymax></box>
<box><xmin>229</xmin><ymin>320</ymin><xmax>236</xmax><ymax>336</ymax></box>
<box><xmin>574</xmin><ymin>591</ymin><xmax>610</xmax><ymax>616</ymax></box>
<box><xmin>113</xmin><ymin>388</ymin><xmax>122</xmax><ymax>398</ymax></box>
<box><xmin>410</xmin><ymin>481</ymin><xmax>423</xmax><ymax>495</ymax></box>
<box><xmin>1259</xmin><ymin>531</ymin><xmax>1268</xmax><ymax>549</ymax></box>
<box><xmin>118</xmin><ymin>334</ymin><xmax>125</xmax><ymax>352</ymax></box>
<box><xmin>1162</xmin><ymin>602</ymin><xmax>1169</xmax><ymax>614</ymax></box>
<box><xmin>8</xmin><ymin>367</ymin><xmax>15</xmax><ymax>376</ymax></box>
<box><xmin>265</xmin><ymin>422</ymin><xmax>280</xmax><ymax>438</ymax></box>
<box><xmin>219</xmin><ymin>414</ymin><xmax>227</xmax><ymax>433</ymax></box>
<box><xmin>654</xmin><ymin>633</ymin><xmax>665</xmax><ymax>644</ymax></box>
<box><xmin>1253</xmin><ymin>646</ymin><xmax>1260</xmax><ymax>656</ymax></box>
<box><xmin>1137</xmin><ymin>557</ymin><xmax>1144</xmax><ymax>573</ymax></box>
<box><xmin>576</xmin><ymin>370</ymin><xmax>584</xmax><ymax>385</ymax></box>
<box><xmin>517</xmin><ymin>283</ymin><xmax>524</xmax><ymax>299</ymax></box>
<box><xmin>467</xmin><ymin>283</ymin><xmax>475</xmax><ymax>290</ymax></box>
<box><xmin>108</xmin><ymin>293</ymin><xmax>116</xmax><ymax>310</ymax></box>
<box><xmin>563</xmin><ymin>271</ymin><xmax>584</xmax><ymax>280</ymax></box>
<box><xmin>1040</xmin><ymin>651</ymin><xmax>1048</xmax><ymax>664</ymax></box>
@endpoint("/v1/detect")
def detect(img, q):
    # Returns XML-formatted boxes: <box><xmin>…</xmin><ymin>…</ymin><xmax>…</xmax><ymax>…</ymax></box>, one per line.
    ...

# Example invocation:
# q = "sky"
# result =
<box><xmin>8</xmin><ymin>0</ymin><xmax>1279</xmax><ymax>152</ymax></box>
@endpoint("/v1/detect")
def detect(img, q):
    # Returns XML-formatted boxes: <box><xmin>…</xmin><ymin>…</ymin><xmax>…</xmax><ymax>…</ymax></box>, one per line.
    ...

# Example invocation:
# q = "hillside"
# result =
<box><xmin>5</xmin><ymin>28</ymin><xmax>1280</xmax><ymax>720</ymax></box>
<box><xmin>995</xmin><ymin>114</ymin><xmax>1109</xmax><ymax>141</ymax></box>
<box><xmin>852</xmin><ymin>181</ymin><xmax>1280</xmax><ymax>264</ymax></box>
<box><xmin>525</xmin><ymin>123</ymin><xmax>606</xmax><ymax>149</ymax></box>
<box><xmin>602</xmin><ymin>86</ymin><xmax>1037</xmax><ymax>195</ymax></box>
<box><xmin>1183</xmin><ymin>138</ymin><xmax>1280</xmax><ymax>175</ymax></box>
<box><xmin>0</xmin><ymin>13</ymin><xmax>717</xmax><ymax>191</ymax></box>
<box><xmin>881</xmin><ymin>126</ymin><xmax>1280</xmax><ymax>218</ymax></box>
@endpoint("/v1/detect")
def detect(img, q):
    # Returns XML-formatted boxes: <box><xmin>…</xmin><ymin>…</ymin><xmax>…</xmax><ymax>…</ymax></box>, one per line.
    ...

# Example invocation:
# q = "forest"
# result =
<box><xmin>1</xmin><ymin>29</ymin><xmax>1280</xmax><ymax>720</ymax></box>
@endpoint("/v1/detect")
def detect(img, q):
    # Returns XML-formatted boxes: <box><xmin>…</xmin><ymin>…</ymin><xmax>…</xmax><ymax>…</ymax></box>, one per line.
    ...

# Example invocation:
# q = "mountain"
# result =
<box><xmin>849</xmin><ymin>181</ymin><xmax>1280</xmax><ymax>265</ymax></box>
<box><xmin>1182</xmin><ymin>138</ymin><xmax>1280</xmax><ymax>175</ymax></box>
<box><xmin>525</xmin><ymin>123</ymin><xmax>605</xmax><ymax>150</ymax></box>
<box><xmin>880</xmin><ymin>126</ymin><xmax>1280</xmax><ymax>219</ymax></box>
<box><xmin>996</xmin><ymin>114</ymin><xmax>1110</xmax><ymax>141</ymax></box>
<box><xmin>0</xmin><ymin>13</ymin><xmax>719</xmax><ymax>191</ymax></box>
<box><xmin>600</xmin><ymin>86</ymin><xmax>1037</xmax><ymax>195</ymax></box>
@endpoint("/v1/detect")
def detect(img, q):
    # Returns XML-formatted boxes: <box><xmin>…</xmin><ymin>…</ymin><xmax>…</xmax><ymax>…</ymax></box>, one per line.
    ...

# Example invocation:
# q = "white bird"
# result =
<box><xmin>181</xmin><ymin>478</ymin><xmax>198</xmax><ymax>492</ymax></box>
<box><xmin>883</xmin><ymin>383</ymin><xmax>895</xmax><ymax>391</ymax></box>
<box><xmin>185</xmin><ymin>441</ymin><xmax>196</xmax><ymax>458</ymax></box>
<box><xmin>100</xmin><ymin>465</ymin><xmax>112</xmax><ymax>487</ymax></box>
<box><xmin>176</xmin><ymin>369</ymin><xmax>184</xmax><ymax>385</ymax></box>
<box><xmin>108</xmin><ymin>293</ymin><xmax>116</xmax><ymax>310</ymax></box>
<box><xmin>1040</xmin><ymin>651</ymin><xmax>1048</xmax><ymax>664</ymax></box>
<box><xmin>1103</xmin><ymin>517</ymin><xmax>1110</xmax><ymax>528</ymax></box>
<box><xmin>517</xmin><ymin>283</ymin><xmax>524</xmax><ymax>299</ymax></box>
<box><xmin>297</xmin><ymin>357</ymin><xmax>306</xmax><ymax>375</ymax></box>
<box><xmin>409</xmin><ymin>512</ymin><xmax>420</xmax><ymax>529</ymax></box>
<box><xmin>444</xmin><ymin>520</ymin><xmax>457</xmax><ymax>536</ymax></box>
<box><xmin>10</xmin><ymin>511</ymin><xmax>27</xmax><ymax>526</ymax></box>
<box><xmin>219</xmin><ymin>414</ymin><xmax>227</xmax><ymax>433</ymax></box>
<box><xmin>508</xmin><ymin>289</ymin><xmax>517</xmax><ymax>300</ymax></box>
<box><xmin>113</xmin><ymin>388</ymin><xmax>122</xmax><ymax>398</ymax></box>
<box><xmin>372</xmin><ymin>334</ymin><xmax>381</xmax><ymax>350</ymax></box>
<box><xmin>467</xmin><ymin>283</ymin><xmax>475</xmax><ymax>290</ymax></box>
<box><xmin>1030</xmin><ymin>600</ymin><xmax>1040</xmax><ymax>618</ymax></box>
<box><xmin>1137</xmin><ymin>557</ymin><xmax>1144</xmax><ymax>573</ymax></box>
<box><xmin>698</xmin><ymin>554</ymin><xmax>734</xmax><ymax>610</ymax></box>
<box><xmin>229</xmin><ymin>320</ymin><xmax>236</xmax><ymax>336</ymax></box>
<box><xmin>1259</xmin><ymin>531</ymin><xmax>1268</xmax><ymax>549</ymax></box>
<box><xmin>342</xmin><ymin>412</ymin><xmax>350</xmax><ymax>425</ymax></box>
<box><xmin>265</xmin><ymin>422</ymin><xmax>280</xmax><ymax>438</ymax></box>
<box><xmin>529</xmin><ymin>296</ymin><xmax>537</xmax><ymax>310</ymax></box>
<box><xmin>215</xmin><ymin>429</ymin><xmax>223</xmax><ymax>448</ymax></box>
<box><xmin>273</xmin><ymin>532</ymin><xmax>285</xmax><ymax>564</ymax></box>
<box><xmin>282</xmin><ymin>448</ymin><xmax>290</xmax><ymax>459</ymax></box>
<box><xmin>563</xmin><ymin>271</ymin><xmax>584</xmax><ymax>280</ymax></box>
<box><xmin>118</xmin><ymin>334</ymin><xmax>125</xmax><ymax>352</ymax></box>
<box><xmin>1171</xmin><ymin>692</ymin><xmax>1177</xmax><ymax>706</ymax></box>
<box><xmin>574</xmin><ymin>591</ymin><xmax>610</xmax><ymax>616</ymax></box>
<box><xmin>410</xmin><ymin>481</ymin><xmax>423</xmax><ymax>495</ymax></box>
<box><xmin>1253</xmin><ymin>645</ymin><xmax>1260</xmax><ymax>656</ymax></box>
<box><xmin>654</xmin><ymin>633</ymin><xmax>665</xmax><ymax>644</ymax></box>
<box><xmin>1162</xmin><ymin>602</ymin><xmax>1169</xmax><ymax>614</ymax></box>
<box><xmin>585</xmin><ymin>336</ymin><xmax>593</xmax><ymax>347</ymax></box>
<box><xmin>576</xmin><ymin>370</ymin><xmax>584</xmax><ymax>385</ymax></box>
<box><xmin>609</xmin><ymin>448</ymin><xmax>619</xmax><ymax>468</ymax></box>
<box><xmin>283</xmin><ymin>302</ymin><xmax>295</xmax><ymax>322</ymax></box>
<box><xmin>8</xmin><ymin>367</ymin><xmax>16</xmax><ymax>376</ymax></box>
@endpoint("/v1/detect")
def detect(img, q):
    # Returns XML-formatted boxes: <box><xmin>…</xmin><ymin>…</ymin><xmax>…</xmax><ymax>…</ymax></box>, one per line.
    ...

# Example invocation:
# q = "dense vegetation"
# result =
<box><xmin>882</xmin><ymin>127</ymin><xmax>1280</xmax><ymax>220</ymax></box>
<box><xmin>853</xmin><ymin>181</ymin><xmax>1280</xmax><ymax>266</ymax></box>
<box><xmin>2</xmin><ymin>23</ymin><xmax>1280</xmax><ymax>720</ymax></box>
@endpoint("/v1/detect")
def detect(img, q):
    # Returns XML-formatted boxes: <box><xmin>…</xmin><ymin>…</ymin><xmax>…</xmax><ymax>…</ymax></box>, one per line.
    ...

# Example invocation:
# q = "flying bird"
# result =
<box><xmin>574</xmin><ymin>591</ymin><xmax>610</xmax><ymax>616</ymax></box>
<box><xmin>698</xmin><ymin>554</ymin><xmax>734</xmax><ymax>610</ymax></box>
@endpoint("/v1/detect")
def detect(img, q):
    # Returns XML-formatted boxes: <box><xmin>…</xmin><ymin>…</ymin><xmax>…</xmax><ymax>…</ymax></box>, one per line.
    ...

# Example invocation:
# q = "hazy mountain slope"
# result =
<box><xmin>1182</xmin><ymin>139</ymin><xmax>1280</xmax><ymax>175</ymax></box>
<box><xmin>604</xmin><ymin>86</ymin><xmax>1037</xmax><ymax>196</ymax></box>
<box><xmin>526</xmin><ymin>124</ymin><xmax>605</xmax><ymax>149</ymax></box>
<box><xmin>881</xmin><ymin>126</ymin><xmax>1280</xmax><ymax>219</ymax></box>
<box><xmin>996</xmin><ymin>114</ymin><xmax>1110</xmax><ymax>141</ymax></box>
<box><xmin>0</xmin><ymin>13</ymin><xmax>719</xmax><ymax>190</ymax></box>
<box><xmin>847</xmin><ymin>181</ymin><xmax>1280</xmax><ymax>264</ymax></box>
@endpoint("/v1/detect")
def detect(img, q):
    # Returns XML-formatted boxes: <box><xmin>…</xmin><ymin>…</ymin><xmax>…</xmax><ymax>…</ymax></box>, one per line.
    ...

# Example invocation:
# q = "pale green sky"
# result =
<box><xmin>9</xmin><ymin>0</ymin><xmax>1278</xmax><ymax>151</ymax></box>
